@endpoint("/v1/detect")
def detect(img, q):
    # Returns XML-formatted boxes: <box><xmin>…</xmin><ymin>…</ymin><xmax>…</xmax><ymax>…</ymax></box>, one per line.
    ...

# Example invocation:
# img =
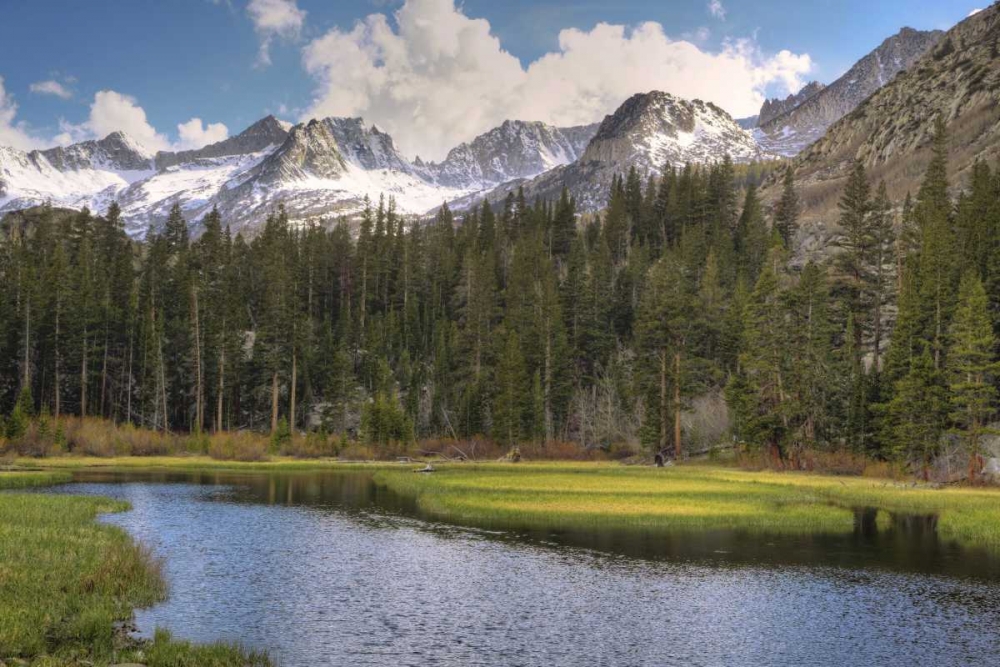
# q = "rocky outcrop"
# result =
<box><xmin>154</xmin><ymin>115</ymin><xmax>289</xmax><ymax>170</ymax></box>
<box><xmin>430</xmin><ymin>120</ymin><xmax>597</xmax><ymax>189</ymax></box>
<box><xmin>758</xmin><ymin>81</ymin><xmax>826</xmax><ymax>127</ymax></box>
<box><xmin>466</xmin><ymin>91</ymin><xmax>768</xmax><ymax>211</ymax></box>
<box><xmin>763</xmin><ymin>6</ymin><xmax>1000</xmax><ymax>265</ymax></box>
<box><xmin>757</xmin><ymin>27</ymin><xmax>943</xmax><ymax>156</ymax></box>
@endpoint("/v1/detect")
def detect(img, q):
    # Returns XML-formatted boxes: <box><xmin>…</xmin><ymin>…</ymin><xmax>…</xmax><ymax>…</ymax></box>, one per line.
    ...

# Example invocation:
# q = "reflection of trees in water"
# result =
<box><xmin>69</xmin><ymin>470</ymin><xmax>1000</xmax><ymax>581</ymax></box>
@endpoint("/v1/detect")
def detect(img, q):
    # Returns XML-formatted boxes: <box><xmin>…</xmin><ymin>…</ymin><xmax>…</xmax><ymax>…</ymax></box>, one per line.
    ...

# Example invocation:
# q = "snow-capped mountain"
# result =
<box><xmin>462</xmin><ymin>91</ymin><xmax>769</xmax><ymax>212</ymax></box>
<box><xmin>755</xmin><ymin>27</ymin><xmax>943</xmax><ymax>156</ymax></box>
<box><xmin>0</xmin><ymin>131</ymin><xmax>155</xmax><ymax>217</ymax></box>
<box><xmin>0</xmin><ymin>114</ymin><xmax>601</xmax><ymax>234</ymax></box>
<box><xmin>429</xmin><ymin>120</ymin><xmax>597</xmax><ymax>190</ymax></box>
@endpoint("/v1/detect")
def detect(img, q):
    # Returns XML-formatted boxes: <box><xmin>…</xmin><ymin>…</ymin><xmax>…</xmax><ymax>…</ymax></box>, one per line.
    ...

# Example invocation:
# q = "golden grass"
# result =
<box><xmin>372</xmin><ymin>463</ymin><xmax>1000</xmax><ymax>550</ymax></box>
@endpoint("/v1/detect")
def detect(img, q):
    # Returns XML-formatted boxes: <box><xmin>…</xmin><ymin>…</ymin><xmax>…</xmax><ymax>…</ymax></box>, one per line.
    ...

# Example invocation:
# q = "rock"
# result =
<box><xmin>756</xmin><ymin>27</ymin><xmax>942</xmax><ymax>156</ymax></box>
<box><xmin>983</xmin><ymin>457</ymin><xmax>1000</xmax><ymax>476</ymax></box>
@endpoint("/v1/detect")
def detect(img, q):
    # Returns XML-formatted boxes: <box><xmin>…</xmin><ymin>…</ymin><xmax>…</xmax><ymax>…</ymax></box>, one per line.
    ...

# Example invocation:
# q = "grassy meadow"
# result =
<box><xmin>0</xmin><ymin>469</ymin><xmax>271</xmax><ymax>666</ymax></box>
<box><xmin>372</xmin><ymin>462</ymin><xmax>1000</xmax><ymax>552</ymax></box>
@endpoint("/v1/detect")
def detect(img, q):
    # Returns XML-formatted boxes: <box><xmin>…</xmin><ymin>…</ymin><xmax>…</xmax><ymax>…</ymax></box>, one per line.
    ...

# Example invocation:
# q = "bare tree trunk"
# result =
<box><xmin>544</xmin><ymin>333</ymin><xmax>553</xmax><ymax>443</ymax></box>
<box><xmin>80</xmin><ymin>327</ymin><xmax>88</xmax><ymax>417</ymax></box>
<box><xmin>674</xmin><ymin>351</ymin><xmax>682</xmax><ymax>460</ymax></box>
<box><xmin>54</xmin><ymin>300</ymin><xmax>61</xmax><ymax>419</ymax></box>
<box><xmin>100</xmin><ymin>325</ymin><xmax>109</xmax><ymax>418</ymax></box>
<box><xmin>22</xmin><ymin>296</ymin><xmax>30</xmax><ymax>391</ymax></box>
<box><xmin>191</xmin><ymin>285</ymin><xmax>203</xmax><ymax>433</ymax></box>
<box><xmin>217</xmin><ymin>318</ymin><xmax>225</xmax><ymax>433</ymax></box>
<box><xmin>156</xmin><ymin>311</ymin><xmax>168</xmax><ymax>432</ymax></box>
<box><xmin>271</xmin><ymin>371</ymin><xmax>279</xmax><ymax>434</ymax></box>
<box><xmin>659</xmin><ymin>351</ymin><xmax>668</xmax><ymax>453</ymax></box>
<box><xmin>290</xmin><ymin>348</ymin><xmax>297</xmax><ymax>432</ymax></box>
<box><xmin>126</xmin><ymin>333</ymin><xmax>133</xmax><ymax>425</ymax></box>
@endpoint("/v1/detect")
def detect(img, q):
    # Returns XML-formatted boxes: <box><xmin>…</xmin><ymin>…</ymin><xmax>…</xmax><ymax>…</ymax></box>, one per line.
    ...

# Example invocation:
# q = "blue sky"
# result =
<box><xmin>0</xmin><ymin>0</ymin><xmax>981</xmax><ymax>159</ymax></box>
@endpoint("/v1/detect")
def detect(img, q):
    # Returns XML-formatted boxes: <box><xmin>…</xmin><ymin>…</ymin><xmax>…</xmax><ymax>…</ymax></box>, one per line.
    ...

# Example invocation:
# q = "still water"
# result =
<box><xmin>45</xmin><ymin>470</ymin><xmax>1000</xmax><ymax>666</ymax></box>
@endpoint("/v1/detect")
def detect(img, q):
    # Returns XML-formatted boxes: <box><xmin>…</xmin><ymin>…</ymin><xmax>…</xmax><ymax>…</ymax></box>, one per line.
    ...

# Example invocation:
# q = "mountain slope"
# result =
<box><xmin>0</xmin><ymin>114</ymin><xmax>604</xmax><ymax>234</ymax></box>
<box><xmin>154</xmin><ymin>115</ymin><xmax>289</xmax><ymax>170</ymax></box>
<box><xmin>429</xmin><ymin>120</ymin><xmax>598</xmax><ymax>190</ymax></box>
<box><xmin>756</xmin><ymin>27</ymin><xmax>943</xmax><ymax>156</ymax></box>
<box><xmin>757</xmin><ymin>81</ymin><xmax>826</xmax><ymax>127</ymax></box>
<box><xmin>463</xmin><ymin>91</ymin><xmax>768</xmax><ymax>211</ymax></box>
<box><xmin>767</xmin><ymin>5</ymin><xmax>1000</xmax><ymax>264</ymax></box>
<box><xmin>0</xmin><ymin>132</ymin><xmax>155</xmax><ymax>216</ymax></box>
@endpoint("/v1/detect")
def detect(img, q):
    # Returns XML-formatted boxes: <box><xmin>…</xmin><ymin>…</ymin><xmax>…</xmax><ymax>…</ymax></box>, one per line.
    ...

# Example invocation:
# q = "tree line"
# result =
<box><xmin>1</xmin><ymin>118</ymin><xmax>998</xmax><ymax>474</ymax></box>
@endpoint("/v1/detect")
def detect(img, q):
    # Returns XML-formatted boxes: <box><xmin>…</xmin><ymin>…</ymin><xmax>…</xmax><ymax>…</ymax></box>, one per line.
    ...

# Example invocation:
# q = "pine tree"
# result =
<box><xmin>733</xmin><ymin>260</ymin><xmax>789</xmax><ymax>461</ymax></box>
<box><xmin>883</xmin><ymin>348</ymin><xmax>947</xmax><ymax>473</ymax></box>
<box><xmin>774</xmin><ymin>165</ymin><xmax>800</xmax><ymax>248</ymax></box>
<box><xmin>493</xmin><ymin>331</ymin><xmax>529</xmax><ymax>446</ymax></box>
<box><xmin>946</xmin><ymin>271</ymin><xmax>998</xmax><ymax>480</ymax></box>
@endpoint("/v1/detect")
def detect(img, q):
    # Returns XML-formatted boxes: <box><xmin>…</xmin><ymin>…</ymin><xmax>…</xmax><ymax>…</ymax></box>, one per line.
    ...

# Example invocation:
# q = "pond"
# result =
<box><xmin>44</xmin><ymin>470</ymin><xmax>1000</xmax><ymax>667</ymax></box>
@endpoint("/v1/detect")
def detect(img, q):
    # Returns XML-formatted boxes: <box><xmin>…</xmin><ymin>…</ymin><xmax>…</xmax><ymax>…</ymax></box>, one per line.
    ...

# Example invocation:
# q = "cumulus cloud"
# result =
<box><xmin>176</xmin><ymin>117</ymin><xmax>229</xmax><ymax>150</ymax></box>
<box><xmin>708</xmin><ymin>0</ymin><xmax>727</xmax><ymax>20</ymax></box>
<box><xmin>53</xmin><ymin>91</ymin><xmax>228</xmax><ymax>153</ymax></box>
<box><xmin>29</xmin><ymin>80</ymin><xmax>73</xmax><ymax>99</ymax></box>
<box><xmin>0</xmin><ymin>77</ymin><xmax>45</xmax><ymax>150</ymax></box>
<box><xmin>247</xmin><ymin>0</ymin><xmax>306</xmax><ymax>66</ymax></box>
<box><xmin>85</xmin><ymin>90</ymin><xmax>172</xmax><ymax>151</ymax></box>
<box><xmin>301</xmin><ymin>0</ymin><xmax>813</xmax><ymax>160</ymax></box>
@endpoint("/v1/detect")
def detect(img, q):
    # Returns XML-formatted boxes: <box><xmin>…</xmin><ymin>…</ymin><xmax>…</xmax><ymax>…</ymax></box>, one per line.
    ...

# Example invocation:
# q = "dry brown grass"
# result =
<box><xmin>208</xmin><ymin>431</ymin><xmax>269</xmax><ymax>462</ymax></box>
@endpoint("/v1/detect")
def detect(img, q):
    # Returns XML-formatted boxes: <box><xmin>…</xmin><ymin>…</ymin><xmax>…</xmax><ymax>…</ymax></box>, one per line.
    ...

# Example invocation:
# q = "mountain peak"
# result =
<box><xmin>756</xmin><ymin>26</ymin><xmax>943</xmax><ymax>155</ymax></box>
<box><xmin>430</xmin><ymin>118</ymin><xmax>598</xmax><ymax>190</ymax></box>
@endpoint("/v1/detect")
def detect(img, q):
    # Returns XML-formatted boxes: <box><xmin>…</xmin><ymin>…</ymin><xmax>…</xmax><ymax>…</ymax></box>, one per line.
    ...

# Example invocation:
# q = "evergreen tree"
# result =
<box><xmin>773</xmin><ymin>165</ymin><xmax>800</xmax><ymax>248</ymax></box>
<box><xmin>946</xmin><ymin>272</ymin><xmax>998</xmax><ymax>479</ymax></box>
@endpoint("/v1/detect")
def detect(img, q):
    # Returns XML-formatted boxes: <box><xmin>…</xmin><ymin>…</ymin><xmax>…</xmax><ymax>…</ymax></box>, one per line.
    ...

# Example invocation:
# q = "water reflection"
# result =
<box><xmin>66</xmin><ymin>469</ymin><xmax>1000</xmax><ymax>579</ymax></box>
<box><xmin>42</xmin><ymin>470</ymin><xmax>1000</xmax><ymax>667</ymax></box>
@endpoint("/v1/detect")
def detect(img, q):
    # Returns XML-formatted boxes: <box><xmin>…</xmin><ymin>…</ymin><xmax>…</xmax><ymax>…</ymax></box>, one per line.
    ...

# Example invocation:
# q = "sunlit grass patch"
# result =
<box><xmin>373</xmin><ymin>463</ymin><xmax>1000</xmax><ymax>549</ymax></box>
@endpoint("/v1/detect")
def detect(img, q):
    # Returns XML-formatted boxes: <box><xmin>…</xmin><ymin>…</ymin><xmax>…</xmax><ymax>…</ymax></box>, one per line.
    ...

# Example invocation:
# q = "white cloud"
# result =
<box><xmin>29</xmin><ymin>80</ymin><xmax>73</xmax><ymax>99</ymax></box>
<box><xmin>86</xmin><ymin>90</ymin><xmax>172</xmax><ymax>152</ymax></box>
<box><xmin>301</xmin><ymin>0</ymin><xmax>813</xmax><ymax>160</ymax></box>
<box><xmin>708</xmin><ymin>0</ymin><xmax>727</xmax><ymax>20</ymax></box>
<box><xmin>176</xmin><ymin>117</ymin><xmax>229</xmax><ymax>150</ymax></box>
<box><xmin>0</xmin><ymin>77</ymin><xmax>45</xmax><ymax>150</ymax></box>
<box><xmin>52</xmin><ymin>91</ymin><xmax>227</xmax><ymax>153</ymax></box>
<box><xmin>968</xmin><ymin>8</ymin><xmax>983</xmax><ymax>17</ymax></box>
<box><xmin>247</xmin><ymin>0</ymin><xmax>306</xmax><ymax>66</ymax></box>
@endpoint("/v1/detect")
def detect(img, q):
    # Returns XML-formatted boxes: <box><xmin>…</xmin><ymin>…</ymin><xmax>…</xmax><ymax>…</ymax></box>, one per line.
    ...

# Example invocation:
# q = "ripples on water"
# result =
<box><xmin>43</xmin><ymin>472</ymin><xmax>1000</xmax><ymax>667</ymax></box>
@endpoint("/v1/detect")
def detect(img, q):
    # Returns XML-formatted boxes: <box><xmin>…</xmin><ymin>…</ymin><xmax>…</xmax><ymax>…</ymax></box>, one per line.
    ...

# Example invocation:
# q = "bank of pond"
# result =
<box><xmin>4</xmin><ymin>460</ymin><xmax>1000</xmax><ymax>665</ymax></box>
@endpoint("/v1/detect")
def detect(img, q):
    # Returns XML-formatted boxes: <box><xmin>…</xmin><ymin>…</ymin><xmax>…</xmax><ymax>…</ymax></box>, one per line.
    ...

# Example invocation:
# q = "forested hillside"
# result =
<box><xmin>1</xmin><ymin>118</ymin><xmax>998</xmax><ymax>475</ymax></box>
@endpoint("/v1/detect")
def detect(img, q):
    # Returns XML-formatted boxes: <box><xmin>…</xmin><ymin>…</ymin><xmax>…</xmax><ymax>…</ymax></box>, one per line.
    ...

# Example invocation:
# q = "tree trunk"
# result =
<box><xmin>126</xmin><ymin>333</ymin><xmax>133</xmax><ymax>425</ymax></box>
<box><xmin>100</xmin><ymin>325</ymin><xmax>109</xmax><ymax>418</ymax></box>
<box><xmin>156</xmin><ymin>311</ymin><xmax>168</xmax><ymax>432</ymax></box>
<box><xmin>659</xmin><ymin>351</ymin><xmax>668</xmax><ymax>453</ymax></box>
<box><xmin>674</xmin><ymin>351</ymin><xmax>682</xmax><ymax>460</ymax></box>
<box><xmin>54</xmin><ymin>300</ymin><xmax>61</xmax><ymax>419</ymax></box>
<box><xmin>191</xmin><ymin>285</ymin><xmax>203</xmax><ymax>433</ymax></box>
<box><xmin>271</xmin><ymin>371</ymin><xmax>280</xmax><ymax>434</ymax></box>
<box><xmin>80</xmin><ymin>327</ymin><xmax>88</xmax><ymax>417</ymax></box>
<box><xmin>544</xmin><ymin>331</ymin><xmax>553</xmax><ymax>443</ymax></box>
<box><xmin>290</xmin><ymin>348</ymin><xmax>297</xmax><ymax>432</ymax></box>
<box><xmin>22</xmin><ymin>296</ymin><xmax>30</xmax><ymax>391</ymax></box>
<box><xmin>216</xmin><ymin>318</ymin><xmax>226</xmax><ymax>433</ymax></box>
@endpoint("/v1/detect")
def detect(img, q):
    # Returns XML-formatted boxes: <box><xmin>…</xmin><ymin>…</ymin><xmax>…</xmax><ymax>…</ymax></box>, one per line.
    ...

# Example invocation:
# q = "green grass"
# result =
<box><xmin>0</xmin><ymin>470</ymin><xmax>271</xmax><ymax>666</ymax></box>
<box><xmin>372</xmin><ymin>463</ymin><xmax>1000</xmax><ymax>551</ymax></box>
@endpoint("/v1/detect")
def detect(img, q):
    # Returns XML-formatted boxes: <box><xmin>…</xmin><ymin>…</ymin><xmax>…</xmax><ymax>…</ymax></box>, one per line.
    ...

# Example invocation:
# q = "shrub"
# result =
<box><xmin>270</xmin><ymin>418</ymin><xmax>291</xmax><ymax>454</ymax></box>
<box><xmin>285</xmin><ymin>430</ymin><xmax>340</xmax><ymax>458</ymax></box>
<box><xmin>208</xmin><ymin>432</ymin><xmax>268</xmax><ymax>462</ymax></box>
